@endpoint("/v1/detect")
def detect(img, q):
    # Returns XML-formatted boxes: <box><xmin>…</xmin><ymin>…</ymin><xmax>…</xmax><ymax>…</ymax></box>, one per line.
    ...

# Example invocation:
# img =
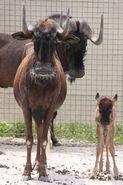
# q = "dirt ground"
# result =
<box><xmin>0</xmin><ymin>138</ymin><xmax>123</xmax><ymax>185</ymax></box>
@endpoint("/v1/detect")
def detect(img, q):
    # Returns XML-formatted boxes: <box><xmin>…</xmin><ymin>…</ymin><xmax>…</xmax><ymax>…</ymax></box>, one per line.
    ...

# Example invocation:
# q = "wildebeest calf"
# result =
<box><xmin>91</xmin><ymin>93</ymin><xmax>119</xmax><ymax>180</ymax></box>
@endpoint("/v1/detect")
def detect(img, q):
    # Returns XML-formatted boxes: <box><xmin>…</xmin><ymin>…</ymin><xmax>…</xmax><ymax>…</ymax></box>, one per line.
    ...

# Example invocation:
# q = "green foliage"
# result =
<box><xmin>54</xmin><ymin>122</ymin><xmax>97</xmax><ymax>143</ymax></box>
<box><xmin>54</xmin><ymin>122</ymin><xmax>123</xmax><ymax>145</ymax></box>
<box><xmin>114</xmin><ymin>124</ymin><xmax>123</xmax><ymax>145</ymax></box>
<box><xmin>0</xmin><ymin>122</ymin><xmax>122</xmax><ymax>145</ymax></box>
<box><xmin>0</xmin><ymin>122</ymin><xmax>36</xmax><ymax>138</ymax></box>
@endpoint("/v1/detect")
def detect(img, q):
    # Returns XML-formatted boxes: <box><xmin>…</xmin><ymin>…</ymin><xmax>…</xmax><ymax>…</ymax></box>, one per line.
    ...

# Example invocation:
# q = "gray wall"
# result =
<box><xmin>0</xmin><ymin>0</ymin><xmax>123</xmax><ymax>124</ymax></box>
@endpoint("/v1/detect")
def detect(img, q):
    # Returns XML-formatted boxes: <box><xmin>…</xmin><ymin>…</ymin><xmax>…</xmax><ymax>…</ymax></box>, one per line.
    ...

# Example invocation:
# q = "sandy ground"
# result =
<box><xmin>0</xmin><ymin>138</ymin><xmax>123</xmax><ymax>185</ymax></box>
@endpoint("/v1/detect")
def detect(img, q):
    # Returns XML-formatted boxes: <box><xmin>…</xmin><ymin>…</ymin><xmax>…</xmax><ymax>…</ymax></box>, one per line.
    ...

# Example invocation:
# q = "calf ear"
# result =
<box><xmin>11</xmin><ymin>31</ymin><xmax>32</xmax><ymax>40</ymax></box>
<box><xmin>113</xmin><ymin>94</ymin><xmax>118</xmax><ymax>101</ymax></box>
<box><xmin>95</xmin><ymin>92</ymin><xmax>100</xmax><ymax>100</ymax></box>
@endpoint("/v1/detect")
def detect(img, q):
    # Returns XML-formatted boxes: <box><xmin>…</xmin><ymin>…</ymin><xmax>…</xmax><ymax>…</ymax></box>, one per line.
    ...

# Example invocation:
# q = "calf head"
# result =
<box><xmin>95</xmin><ymin>93</ymin><xmax>117</xmax><ymax>125</ymax></box>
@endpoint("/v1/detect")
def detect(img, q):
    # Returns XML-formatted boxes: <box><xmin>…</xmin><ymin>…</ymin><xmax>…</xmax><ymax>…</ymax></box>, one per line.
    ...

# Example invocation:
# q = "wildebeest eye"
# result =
<box><xmin>99</xmin><ymin>109</ymin><xmax>102</xmax><ymax>113</ymax></box>
<box><xmin>65</xmin><ymin>43</ymin><xmax>70</xmax><ymax>49</ymax></box>
<box><xmin>108</xmin><ymin>109</ymin><xmax>112</xmax><ymax>114</ymax></box>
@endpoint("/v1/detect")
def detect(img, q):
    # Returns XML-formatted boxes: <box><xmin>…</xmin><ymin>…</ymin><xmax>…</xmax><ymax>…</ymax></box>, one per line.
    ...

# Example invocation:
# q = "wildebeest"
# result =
<box><xmin>11</xmin><ymin>8</ymin><xmax>80</xmax><ymax>181</ymax></box>
<box><xmin>48</xmin><ymin>14</ymin><xmax>103</xmax><ymax>145</ymax></box>
<box><xmin>0</xmin><ymin>7</ymin><xmax>103</xmax><ymax>145</ymax></box>
<box><xmin>91</xmin><ymin>93</ymin><xmax>119</xmax><ymax>180</ymax></box>
<box><xmin>49</xmin><ymin>14</ymin><xmax>103</xmax><ymax>81</ymax></box>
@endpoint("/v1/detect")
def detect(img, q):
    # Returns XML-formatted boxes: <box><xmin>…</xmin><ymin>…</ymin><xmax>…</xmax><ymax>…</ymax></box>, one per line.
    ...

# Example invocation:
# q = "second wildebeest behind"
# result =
<box><xmin>49</xmin><ymin>14</ymin><xmax>103</xmax><ymax>145</ymax></box>
<box><xmin>91</xmin><ymin>93</ymin><xmax>119</xmax><ymax>180</ymax></box>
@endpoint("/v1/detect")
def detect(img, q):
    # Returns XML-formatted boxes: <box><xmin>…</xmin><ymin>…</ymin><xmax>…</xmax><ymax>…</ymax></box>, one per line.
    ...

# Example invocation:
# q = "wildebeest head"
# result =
<box><xmin>95</xmin><ymin>93</ymin><xmax>117</xmax><ymax>125</ymax></box>
<box><xmin>12</xmin><ymin>6</ymin><xmax>79</xmax><ymax>83</ymax></box>
<box><xmin>48</xmin><ymin>14</ymin><xmax>103</xmax><ymax>81</ymax></box>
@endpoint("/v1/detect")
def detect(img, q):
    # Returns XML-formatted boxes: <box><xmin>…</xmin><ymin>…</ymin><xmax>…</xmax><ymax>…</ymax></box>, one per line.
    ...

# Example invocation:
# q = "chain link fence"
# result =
<box><xmin>0</xmin><ymin>0</ymin><xmax>123</xmax><ymax>128</ymax></box>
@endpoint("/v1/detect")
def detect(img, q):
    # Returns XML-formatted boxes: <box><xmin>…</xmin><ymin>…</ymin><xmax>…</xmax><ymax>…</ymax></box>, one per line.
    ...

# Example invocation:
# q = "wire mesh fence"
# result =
<box><xmin>0</xmin><ymin>0</ymin><xmax>123</xmax><ymax>133</ymax></box>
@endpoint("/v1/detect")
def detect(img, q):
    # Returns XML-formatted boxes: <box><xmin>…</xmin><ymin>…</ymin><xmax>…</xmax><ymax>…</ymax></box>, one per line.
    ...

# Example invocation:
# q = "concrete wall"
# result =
<box><xmin>0</xmin><ymin>0</ymin><xmax>123</xmax><ymax>124</ymax></box>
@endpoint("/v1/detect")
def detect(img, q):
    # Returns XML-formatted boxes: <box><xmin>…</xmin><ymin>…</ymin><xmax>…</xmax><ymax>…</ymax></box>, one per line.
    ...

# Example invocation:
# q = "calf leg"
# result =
<box><xmin>22</xmin><ymin>107</ymin><xmax>33</xmax><ymax>180</ymax></box>
<box><xmin>105</xmin><ymin>130</ymin><xmax>110</xmax><ymax>173</ymax></box>
<box><xmin>105</xmin><ymin>144</ymin><xmax>110</xmax><ymax>173</ymax></box>
<box><xmin>109</xmin><ymin>142</ymin><xmax>118</xmax><ymax>179</ymax></box>
<box><xmin>99</xmin><ymin>141</ymin><xmax>104</xmax><ymax>172</ymax></box>
<box><xmin>91</xmin><ymin>126</ymin><xmax>104</xmax><ymax>177</ymax></box>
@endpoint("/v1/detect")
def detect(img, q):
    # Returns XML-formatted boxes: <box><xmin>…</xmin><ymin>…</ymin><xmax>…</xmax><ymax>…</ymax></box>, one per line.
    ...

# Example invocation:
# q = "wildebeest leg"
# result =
<box><xmin>99</xmin><ymin>139</ymin><xmax>104</xmax><ymax>172</ymax></box>
<box><xmin>105</xmin><ymin>130</ymin><xmax>110</xmax><ymax>173</ymax></box>
<box><xmin>50</xmin><ymin>112</ymin><xmax>61</xmax><ymax>146</ymax></box>
<box><xmin>91</xmin><ymin>126</ymin><xmax>103</xmax><ymax>178</ymax></box>
<box><xmin>22</xmin><ymin>107</ymin><xmax>33</xmax><ymax>180</ymax></box>
<box><xmin>38</xmin><ymin>112</ymin><xmax>54</xmax><ymax>181</ymax></box>
<box><xmin>109</xmin><ymin>136</ymin><xmax>119</xmax><ymax>179</ymax></box>
<box><xmin>33</xmin><ymin>123</ymin><xmax>43</xmax><ymax>171</ymax></box>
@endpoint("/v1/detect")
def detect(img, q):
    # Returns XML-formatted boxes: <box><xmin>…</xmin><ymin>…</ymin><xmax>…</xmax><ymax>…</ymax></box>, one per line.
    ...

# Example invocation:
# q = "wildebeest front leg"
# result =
<box><xmin>105</xmin><ymin>130</ymin><xmax>110</xmax><ymax>174</ymax></box>
<box><xmin>105</xmin><ymin>144</ymin><xmax>110</xmax><ymax>173</ymax></box>
<box><xmin>91</xmin><ymin>126</ymin><xmax>103</xmax><ymax>178</ymax></box>
<box><xmin>33</xmin><ymin>123</ymin><xmax>43</xmax><ymax>171</ymax></box>
<box><xmin>109</xmin><ymin>139</ymin><xmax>119</xmax><ymax>179</ymax></box>
<box><xmin>99</xmin><ymin>140</ymin><xmax>104</xmax><ymax>172</ymax></box>
<box><xmin>38</xmin><ymin>114</ymin><xmax>54</xmax><ymax>181</ymax></box>
<box><xmin>22</xmin><ymin>107</ymin><xmax>33</xmax><ymax>180</ymax></box>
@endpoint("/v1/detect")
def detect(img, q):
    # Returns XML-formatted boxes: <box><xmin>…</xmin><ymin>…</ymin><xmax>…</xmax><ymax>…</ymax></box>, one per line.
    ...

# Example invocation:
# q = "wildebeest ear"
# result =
<box><xmin>95</xmin><ymin>92</ymin><xmax>100</xmax><ymax>99</ymax></box>
<box><xmin>64</xmin><ymin>34</ymin><xmax>80</xmax><ymax>44</ymax></box>
<box><xmin>113</xmin><ymin>94</ymin><xmax>118</xmax><ymax>101</ymax></box>
<box><xmin>11</xmin><ymin>31</ymin><xmax>32</xmax><ymax>40</ymax></box>
<box><xmin>57</xmin><ymin>33</ymin><xmax>80</xmax><ymax>44</ymax></box>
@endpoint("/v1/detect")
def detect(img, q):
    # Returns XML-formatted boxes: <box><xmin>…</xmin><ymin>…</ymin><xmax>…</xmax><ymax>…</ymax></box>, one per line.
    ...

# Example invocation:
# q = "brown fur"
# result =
<box><xmin>0</xmin><ymin>33</ymin><xmax>29</xmax><ymax>87</ymax></box>
<box><xmin>12</xmin><ymin>19</ymin><xmax>70</xmax><ymax>181</ymax></box>
<box><xmin>91</xmin><ymin>93</ymin><xmax>119</xmax><ymax>180</ymax></box>
<box><xmin>0</xmin><ymin>32</ymin><xmax>79</xmax><ymax>88</ymax></box>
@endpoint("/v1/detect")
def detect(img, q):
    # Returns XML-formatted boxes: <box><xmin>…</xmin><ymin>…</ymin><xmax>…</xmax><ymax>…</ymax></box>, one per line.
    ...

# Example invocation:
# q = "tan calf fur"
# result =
<box><xmin>91</xmin><ymin>93</ymin><xmax>119</xmax><ymax>180</ymax></box>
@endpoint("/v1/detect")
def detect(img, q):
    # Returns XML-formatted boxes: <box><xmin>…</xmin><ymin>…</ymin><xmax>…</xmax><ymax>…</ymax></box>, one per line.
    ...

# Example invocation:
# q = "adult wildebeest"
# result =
<box><xmin>48</xmin><ymin>14</ymin><xmax>103</xmax><ymax>145</ymax></box>
<box><xmin>0</xmin><ymin>7</ymin><xmax>103</xmax><ymax>145</ymax></box>
<box><xmin>49</xmin><ymin>14</ymin><xmax>103</xmax><ymax>81</ymax></box>
<box><xmin>12</xmin><ymin>8</ymin><xmax>79</xmax><ymax>181</ymax></box>
<box><xmin>91</xmin><ymin>93</ymin><xmax>119</xmax><ymax>180</ymax></box>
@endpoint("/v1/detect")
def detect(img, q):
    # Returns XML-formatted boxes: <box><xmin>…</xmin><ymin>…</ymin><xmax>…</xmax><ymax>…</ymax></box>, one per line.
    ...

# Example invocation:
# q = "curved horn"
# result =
<box><xmin>60</xmin><ymin>8</ymin><xmax>70</xmax><ymax>37</ymax></box>
<box><xmin>80</xmin><ymin>15</ymin><xmax>103</xmax><ymax>45</ymax></box>
<box><xmin>89</xmin><ymin>15</ymin><xmax>103</xmax><ymax>45</ymax></box>
<box><xmin>22</xmin><ymin>4</ymin><xmax>29</xmax><ymax>34</ymax></box>
<box><xmin>59</xmin><ymin>11</ymin><xmax>63</xmax><ymax>27</ymax></box>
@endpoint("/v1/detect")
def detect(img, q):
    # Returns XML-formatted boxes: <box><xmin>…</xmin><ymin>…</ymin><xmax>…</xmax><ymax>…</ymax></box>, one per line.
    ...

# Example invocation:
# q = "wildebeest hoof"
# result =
<box><xmin>90</xmin><ymin>171</ymin><xmax>97</xmax><ymax>179</ymax></box>
<box><xmin>104</xmin><ymin>170</ymin><xmax>110</xmax><ymax>174</ymax></box>
<box><xmin>90</xmin><ymin>175</ymin><xmax>96</xmax><ymax>179</ymax></box>
<box><xmin>22</xmin><ymin>175</ymin><xmax>32</xmax><ymax>181</ymax></box>
<box><xmin>114</xmin><ymin>175</ymin><xmax>119</xmax><ymax>180</ymax></box>
<box><xmin>53</xmin><ymin>141</ymin><xmax>62</xmax><ymax>146</ymax></box>
<box><xmin>38</xmin><ymin>175</ymin><xmax>50</xmax><ymax>182</ymax></box>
